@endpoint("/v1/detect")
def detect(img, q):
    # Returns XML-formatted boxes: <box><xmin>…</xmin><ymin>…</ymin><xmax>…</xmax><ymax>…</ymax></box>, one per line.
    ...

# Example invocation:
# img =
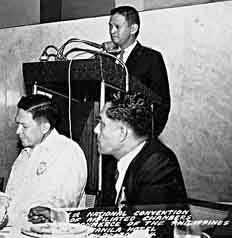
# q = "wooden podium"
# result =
<box><xmin>22</xmin><ymin>54</ymin><xmax>127</xmax><ymax>194</ymax></box>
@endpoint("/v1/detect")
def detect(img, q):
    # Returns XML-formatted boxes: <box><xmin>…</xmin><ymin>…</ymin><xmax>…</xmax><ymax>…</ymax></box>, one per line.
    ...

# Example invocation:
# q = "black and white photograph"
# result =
<box><xmin>0</xmin><ymin>1</ymin><xmax>231</xmax><ymax>237</ymax></box>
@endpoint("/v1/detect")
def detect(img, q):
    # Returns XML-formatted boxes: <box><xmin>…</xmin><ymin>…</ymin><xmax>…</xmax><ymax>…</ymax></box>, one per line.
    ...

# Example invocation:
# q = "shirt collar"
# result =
<box><xmin>123</xmin><ymin>40</ymin><xmax>137</xmax><ymax>53</ymax></box>
<box><xmin>120</xmin><ymin>40</ymin><xmax>137</xmax><ymax>62</ymax></box>
<box><xmin>21</xmin><ymin>147</ymin><xmax>33</xmax><ymax>157</ymax></box>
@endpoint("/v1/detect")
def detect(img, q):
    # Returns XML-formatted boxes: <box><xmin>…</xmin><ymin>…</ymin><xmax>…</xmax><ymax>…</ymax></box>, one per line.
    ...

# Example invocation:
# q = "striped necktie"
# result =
<box><xmin>118</xmin><ymin>50</ymin><xmax>125</xmax><ymax>62</ymax></box>
<box><xmin>114</xmin><ymin>168</ymin><xmax>119</xmax><ymax>184</ymax></box>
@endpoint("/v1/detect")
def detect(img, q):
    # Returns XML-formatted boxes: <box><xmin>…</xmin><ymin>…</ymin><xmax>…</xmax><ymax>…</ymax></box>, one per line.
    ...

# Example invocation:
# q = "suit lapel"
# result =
<box><xmin>125</xmin><ymin>139</ymin><xmax>151</xmax><ymax>174</ymax></box>
<box><xmin>120</xmin><ymin>140</ymin><xmax>149</xmax><ymax>196</ymax></box>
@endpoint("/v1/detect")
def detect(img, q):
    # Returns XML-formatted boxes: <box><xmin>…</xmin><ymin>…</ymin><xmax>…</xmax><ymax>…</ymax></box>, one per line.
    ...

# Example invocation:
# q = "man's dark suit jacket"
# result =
<box><xmin>100</xmin><ymin>138</ymin><xmax>188</xmax><ymax>207</ymax></box>
<box><xmin>125</xmin><ymin>42</ymin><xmax>170</xmax><ymax>136</ymax></box>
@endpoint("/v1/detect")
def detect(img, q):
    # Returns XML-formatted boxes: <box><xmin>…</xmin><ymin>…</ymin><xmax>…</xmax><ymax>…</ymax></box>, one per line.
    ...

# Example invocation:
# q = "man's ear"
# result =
<box><xmin>41</xmin><ymin>121</ymin><xmax>51</xmax><ymax>134</ymax></box>
<box><xmin>119</xmin><ymin>124</ymin><xmax>128</xmax><ymax>142</ymax></box>
<box><xmin>130</xmin><ymin>24</ymin><xmax>139</xmax><ymax>35</ymax></box>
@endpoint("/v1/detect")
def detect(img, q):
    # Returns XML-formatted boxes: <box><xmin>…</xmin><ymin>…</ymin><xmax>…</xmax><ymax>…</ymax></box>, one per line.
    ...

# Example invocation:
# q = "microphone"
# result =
<box><xmin>102</xmin><ymin>41</ymin><xmax>120</xmax><ymax>54</ymax></box>
<box><xmin>81</xmin><ymin>40</ymin><xmax>103</xmax><ymax>49</ymax></box>
<box><xmin>71</xmin><ymin>39</ymin><xmax>120</xmax><ymax>53</ymax></box>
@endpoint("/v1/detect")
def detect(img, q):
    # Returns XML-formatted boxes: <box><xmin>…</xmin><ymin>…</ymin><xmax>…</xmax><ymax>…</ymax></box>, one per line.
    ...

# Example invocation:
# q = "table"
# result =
<box><xmin>0</xmin><ymin>224</ymin><xmax>152</xmax><ymax>238</ymax></box>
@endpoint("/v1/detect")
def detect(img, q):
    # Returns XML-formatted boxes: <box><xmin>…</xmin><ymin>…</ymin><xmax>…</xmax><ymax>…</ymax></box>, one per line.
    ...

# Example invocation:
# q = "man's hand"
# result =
<box><xmin>28</xmin><ymin>206</ymin><xmax>52</xmax><ymax>224</ymax></box>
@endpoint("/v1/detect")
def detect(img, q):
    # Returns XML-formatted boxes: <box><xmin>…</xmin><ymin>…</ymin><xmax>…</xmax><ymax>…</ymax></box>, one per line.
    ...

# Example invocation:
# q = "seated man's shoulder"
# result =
<box><xmin>148</xmin><ymin>138</ymin><xmax>176</xmax><ymax>155</ymax></box>
<box><xmin>54</xmin><ymin>132</ymin><xmax>85</xmax><ymax>156</ymax></box>
<box><xmin>143</xmin><ymin>138</ymin><xmax>178</xmax><ymax>166</ymax></box>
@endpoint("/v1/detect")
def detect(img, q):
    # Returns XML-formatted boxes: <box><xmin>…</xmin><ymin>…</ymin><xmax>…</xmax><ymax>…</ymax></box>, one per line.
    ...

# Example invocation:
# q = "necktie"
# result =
<box><xmin>117</xmin><ymin>186</ymin><xmax>127</xmax><ymax>209</ymax></box>
<box><xmin>118</xmin><ymin>50</ymin><xmax>125</xmax><ymax>62</ymax></box>
<box><xmin>114</xmin><ymin>168</ymin><xmax>119</xmax><ymax>184</ymax></box>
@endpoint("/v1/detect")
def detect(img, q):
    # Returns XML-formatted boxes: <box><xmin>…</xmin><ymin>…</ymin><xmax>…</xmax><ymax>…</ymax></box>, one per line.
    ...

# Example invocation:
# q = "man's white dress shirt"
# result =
<box><xmin>115</xmin><ymin>141</ymin><xmax>146</xmax><ymax>203</ymax></box>
<box><xmin>118</xmin><ymin>40</ymin><xmax>137</xmax><ymax>63</ymax></box>
<box><xmin>5</xmin><ymin>129</ymin><xmax>87</xmax><ymax>223</ymax></box>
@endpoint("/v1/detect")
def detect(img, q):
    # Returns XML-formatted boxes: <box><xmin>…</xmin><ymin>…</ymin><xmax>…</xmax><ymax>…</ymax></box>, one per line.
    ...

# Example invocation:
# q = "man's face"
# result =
<box><xmin>15</xmin><ymin>108</ymin><xmax>45</xmax><ymax>148</ymax></box>
<box><xmin>94</xmin><ymin>103</ymin><xmax>122</xmax><ymax>156</ymax></box>
<box><xmin>109</xmin><ymin>13</ymin><xmax>134</xmax><ymax>49</ymax></box>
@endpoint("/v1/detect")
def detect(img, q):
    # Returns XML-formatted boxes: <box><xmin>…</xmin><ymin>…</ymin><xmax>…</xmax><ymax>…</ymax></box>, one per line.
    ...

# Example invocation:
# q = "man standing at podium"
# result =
<box><xmin>106</xmin><ymin>5</ymin><xmax>170</xmax><ymax>137</ymax></box>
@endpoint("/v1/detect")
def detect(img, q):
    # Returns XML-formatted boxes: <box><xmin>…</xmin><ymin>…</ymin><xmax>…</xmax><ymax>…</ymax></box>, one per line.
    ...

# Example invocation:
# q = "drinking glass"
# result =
<box><xmin>173</xmin><ymin>225</ymin><xmax>211</xmax><ymax>238</ymax></box>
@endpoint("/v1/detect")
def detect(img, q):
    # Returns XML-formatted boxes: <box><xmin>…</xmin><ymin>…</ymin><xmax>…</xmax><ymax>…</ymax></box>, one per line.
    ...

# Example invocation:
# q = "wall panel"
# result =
<box><xmin>0</xmin><ymin>0</ymin><xmax>40</xmax><ymax>28</ymax></box>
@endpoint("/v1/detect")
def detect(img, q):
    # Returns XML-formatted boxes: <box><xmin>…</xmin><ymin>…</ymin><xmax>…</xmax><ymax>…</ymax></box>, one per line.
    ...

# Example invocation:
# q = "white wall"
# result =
<box><xmin>0</xmin><ymin>0</ymin><xmax>229</xmax><ymax>28</ymax></box>
<box><xmin>0</xmin><ymin>1</ymin><xmax>231</xmax><ymax>201</ymax></box>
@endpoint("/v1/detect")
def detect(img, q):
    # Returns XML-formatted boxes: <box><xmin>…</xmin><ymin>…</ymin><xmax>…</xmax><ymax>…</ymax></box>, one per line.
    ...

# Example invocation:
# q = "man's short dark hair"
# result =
<box><xmin>17</xmin><ymin>94</ymin><xmax>59</xmax><ymax>130</ymax></box>
<box><xmin>106</xmin><ymin>92</ymin><xmax>152</xmax><ymax>138</ymax></box>
<box><xmin>110</xmin><ymin>6</ymin><xmax>140</xmax><ymax>38</ymax></box>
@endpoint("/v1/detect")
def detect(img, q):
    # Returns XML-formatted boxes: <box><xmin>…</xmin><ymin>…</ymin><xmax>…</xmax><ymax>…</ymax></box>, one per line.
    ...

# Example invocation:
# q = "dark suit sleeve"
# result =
<box><xmin>132</xmin><ymin>152</ymin><xmax>187</xmax><ymax>205</ymax></box>
<box><xmin>147</xmin><ymin>52</ymin><xmax>170</xmax><ymax>136</ymax></box>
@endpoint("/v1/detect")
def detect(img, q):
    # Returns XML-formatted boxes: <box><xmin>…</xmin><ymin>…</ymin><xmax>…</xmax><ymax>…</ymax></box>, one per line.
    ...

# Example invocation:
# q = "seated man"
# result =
<box><xmin>94</xmin><ymin>92</ymin><xmax>188</xmax><ymax>207</ymax></box>
<box><xmin>5</xmin><ymin>94</ymin><xmax>87</xmax><ymax>223</ymax></box>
